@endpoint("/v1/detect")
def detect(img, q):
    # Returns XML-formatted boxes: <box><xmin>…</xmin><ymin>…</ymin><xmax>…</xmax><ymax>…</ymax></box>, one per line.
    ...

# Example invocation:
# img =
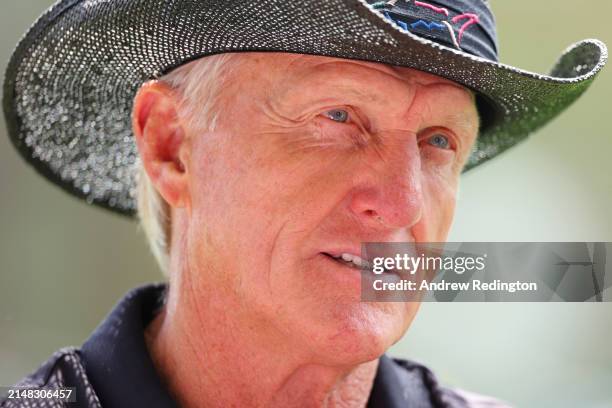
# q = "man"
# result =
<box><xmin>1</xmin><ymin>0</ymin><xmax>606</xmax><ymax>407</ymax></box>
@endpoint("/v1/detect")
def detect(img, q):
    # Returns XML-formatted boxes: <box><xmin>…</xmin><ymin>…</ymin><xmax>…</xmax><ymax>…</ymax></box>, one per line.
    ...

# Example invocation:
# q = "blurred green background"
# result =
<box><xmin>1</xmin><ymin>1</ymin><xmax>611</xmax><ymax>407</ymax></box>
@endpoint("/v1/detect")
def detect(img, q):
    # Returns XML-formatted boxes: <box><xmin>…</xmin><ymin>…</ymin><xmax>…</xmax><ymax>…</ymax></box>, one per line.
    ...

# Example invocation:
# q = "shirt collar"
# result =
<box><xmin>81</xmin><ymin>283</ymin><xmax>177</xmax><ymax>408</ymax></box>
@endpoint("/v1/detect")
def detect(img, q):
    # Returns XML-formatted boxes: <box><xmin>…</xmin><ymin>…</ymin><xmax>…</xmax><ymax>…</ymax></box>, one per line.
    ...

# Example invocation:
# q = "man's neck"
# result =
<box><xmin>144</xmin><ymin>280</ymin><xmax>379</xmax><ymax>408</ymax></box>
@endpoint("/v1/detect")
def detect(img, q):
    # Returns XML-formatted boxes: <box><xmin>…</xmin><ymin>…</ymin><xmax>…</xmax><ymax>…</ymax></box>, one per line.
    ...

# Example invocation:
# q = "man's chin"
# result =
<box><xmin>311</xmin><ymin>331</ymin><xmax>397</xmax><ymax>367</ymax></box>
<box><xmin>304</xmin><ymin>305</ymin><xmax>414</xmax><ymax>366</ymax></box>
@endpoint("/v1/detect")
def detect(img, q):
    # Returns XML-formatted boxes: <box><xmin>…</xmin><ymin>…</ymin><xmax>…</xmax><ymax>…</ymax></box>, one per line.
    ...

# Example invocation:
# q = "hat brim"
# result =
<box><xmin>3</xmin><ymin>0</ymin><xmax>607</xmax><ymax>216</ymax></box>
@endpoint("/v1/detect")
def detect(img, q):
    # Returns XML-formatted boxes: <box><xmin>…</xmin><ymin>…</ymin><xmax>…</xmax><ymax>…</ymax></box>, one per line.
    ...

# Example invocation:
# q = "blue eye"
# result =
<box><xmin>427</xmin><ymin>133</ymin><xmax>451</xmax><ymax>149</ymax></box>
<box><xmin>324</xmin><ymin>109</ymin><xmax>349</xmax><ymax>123</ymax></box>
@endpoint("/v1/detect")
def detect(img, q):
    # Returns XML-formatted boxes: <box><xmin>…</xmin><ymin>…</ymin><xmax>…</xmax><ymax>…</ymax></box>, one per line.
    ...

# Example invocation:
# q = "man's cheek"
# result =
<box><xmin>419</xmin><ymin>181</ymin><xmax>458</xmax><ymax>241</ymax></box>
<box><xmin>432</xmin><ymin>195</ymin><xmax>457</xmax><ymax>240</ymax></box>
<box><xmin>264</xmin><ymin>157</ymin><xmax>347</xmax><ymax>207</ymax></box>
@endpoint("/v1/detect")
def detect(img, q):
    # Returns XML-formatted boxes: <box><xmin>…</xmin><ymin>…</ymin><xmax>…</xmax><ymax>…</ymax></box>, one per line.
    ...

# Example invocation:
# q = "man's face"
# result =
<box><xmin>178</xmin><ymin>53</ymin><xmax>479</xmax><ymax>365</ymax></box>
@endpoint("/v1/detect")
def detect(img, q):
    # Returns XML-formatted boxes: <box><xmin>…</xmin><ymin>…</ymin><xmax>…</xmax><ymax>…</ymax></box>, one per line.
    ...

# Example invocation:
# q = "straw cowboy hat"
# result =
<box><xmin>3</xmin><ymin>0</ymin><xmax>607</xmax><ymax>216</ymax></box>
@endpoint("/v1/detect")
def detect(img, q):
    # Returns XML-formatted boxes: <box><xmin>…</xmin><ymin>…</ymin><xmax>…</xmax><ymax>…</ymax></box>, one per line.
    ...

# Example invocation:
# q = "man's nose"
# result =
<box><xmin>347</xmin><ymin>142</ymin><xmax>423</xmax><ymax>230</ymax></box>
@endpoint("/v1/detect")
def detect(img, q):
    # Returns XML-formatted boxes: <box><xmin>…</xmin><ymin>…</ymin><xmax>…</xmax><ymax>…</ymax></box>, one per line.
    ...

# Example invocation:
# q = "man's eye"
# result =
<box><xmin>427</xmin><ymin>133</ymin><xmax>451</xmax><ymax>150</ymax></box>
<box><xmin>324</xmin><ymin>109</ymin><xmax>349</xmax><ymax>123</ymax></box>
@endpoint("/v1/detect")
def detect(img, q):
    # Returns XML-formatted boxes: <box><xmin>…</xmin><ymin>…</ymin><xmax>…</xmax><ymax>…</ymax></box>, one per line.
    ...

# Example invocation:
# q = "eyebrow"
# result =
<box><xmin>446</xmin><ymin>110</ymin><xmax>481</xmax><ymax>136</ymax></box>
<box><xmin>332</xmin><ymin>84</ymin><xmax>383</xmax><ymax>103</ymax></box>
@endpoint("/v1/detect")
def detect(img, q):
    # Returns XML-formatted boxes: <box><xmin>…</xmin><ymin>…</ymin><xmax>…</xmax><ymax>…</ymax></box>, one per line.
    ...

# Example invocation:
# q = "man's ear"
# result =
<box><xmin>132</xmin><ymin>80</ymin><xmax>190</xmax><ymax>209</ymax></box>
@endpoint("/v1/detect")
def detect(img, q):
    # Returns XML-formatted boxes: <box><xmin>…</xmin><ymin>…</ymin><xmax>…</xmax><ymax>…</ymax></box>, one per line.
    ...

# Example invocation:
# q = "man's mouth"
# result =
<box><xmin>321</xmin><ymin>250</ymin><xmax>403</xmax><ymax>275</ymax></box>
<box><xmin>322</xmin><ymin>252</ymin><xmax>374</xmax><ymax>271</ymax></box>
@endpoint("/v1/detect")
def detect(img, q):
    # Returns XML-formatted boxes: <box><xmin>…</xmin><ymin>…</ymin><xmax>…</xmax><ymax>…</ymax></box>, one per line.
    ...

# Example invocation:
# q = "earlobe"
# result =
<box><xmin>132</xmin><ymin>81</ymin><xmax>190</xmax><ymax>209</ymax></box>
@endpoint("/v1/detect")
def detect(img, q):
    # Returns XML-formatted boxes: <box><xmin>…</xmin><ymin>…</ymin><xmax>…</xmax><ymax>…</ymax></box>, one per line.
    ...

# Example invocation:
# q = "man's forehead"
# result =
<box><xmin>251</xmin><ymin>53</ymin><xmax>465</xmax><ymax>88</ymax></box>
<box><xmin>227</xmin><ymin>53</ymin><xmax>480</xmax><ymax>136</ymax></box>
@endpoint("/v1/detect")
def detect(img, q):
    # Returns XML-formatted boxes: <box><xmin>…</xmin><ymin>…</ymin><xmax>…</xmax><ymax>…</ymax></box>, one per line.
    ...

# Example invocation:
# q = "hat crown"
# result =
<box><xmin>369</xmin><ymin>0</ymin><xmax>498</xmax><ymax>61</ymax></box>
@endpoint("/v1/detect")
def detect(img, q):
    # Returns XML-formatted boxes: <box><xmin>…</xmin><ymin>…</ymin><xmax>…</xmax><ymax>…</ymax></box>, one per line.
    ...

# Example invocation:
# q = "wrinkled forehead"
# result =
<box><xmin>214</xmin><ymin>52</ymin><xmax>480</xmax><ymax>139</ymax></box>
<box><xmin>232</xmin><ymin>52</ymin><xmax>475</xmax><ymax>102</ymax></box>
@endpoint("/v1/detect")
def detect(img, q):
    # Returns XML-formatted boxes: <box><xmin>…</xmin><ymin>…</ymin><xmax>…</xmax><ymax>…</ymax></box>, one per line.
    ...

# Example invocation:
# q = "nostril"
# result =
<box><xmin>364</xmin><ymin>209</ymin><xmax>385</xmax><ymax>223</ymax></box>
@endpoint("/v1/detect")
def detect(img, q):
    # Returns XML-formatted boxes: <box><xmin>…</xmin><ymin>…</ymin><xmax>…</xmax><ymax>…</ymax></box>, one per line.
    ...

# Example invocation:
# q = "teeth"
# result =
<box><xmin>338</xmin><ymin>253</ymin><xmax>370</xmax><ymax>268</ymax></box>
<box><xmin>341</xmin><ymin>253</ymin><xmax>353</xmax><ymax>262</ymax></box>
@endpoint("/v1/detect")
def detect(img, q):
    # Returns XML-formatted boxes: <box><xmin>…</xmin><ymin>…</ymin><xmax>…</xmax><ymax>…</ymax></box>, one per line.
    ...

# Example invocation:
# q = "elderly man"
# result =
<box><xmin>1</xmin><ymin>0</ymin><xmax>606</xmax><ymax>407</ymax></box>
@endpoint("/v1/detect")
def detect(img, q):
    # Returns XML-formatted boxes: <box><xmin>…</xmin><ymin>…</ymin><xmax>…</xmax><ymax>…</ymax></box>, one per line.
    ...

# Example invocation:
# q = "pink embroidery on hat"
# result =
<box><xmin>373</xmin><ymin>1</ymin><xmax>480</xmax><ymax>48</ymax></box>
<box><xmin>441</xmin><ymin>21</ymin><xmax>460</xmax><ymax>49</ymax></box>
<box><xmin>452</xmin><ymin>13</ymin><xmax>480</xmax><ymax>43</ymax></box>
<box><xmin>414</xmin><ymin>1</ymin><xmax>449</xmax><ymax>17</ymax></box>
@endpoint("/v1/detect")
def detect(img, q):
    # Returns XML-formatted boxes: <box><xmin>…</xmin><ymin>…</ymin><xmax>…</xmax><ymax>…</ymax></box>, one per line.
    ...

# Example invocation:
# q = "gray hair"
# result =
<box><xmin>136</xmin><ymin>53</ymin><xmax>238</xmax><ymax>275</ymax></box>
